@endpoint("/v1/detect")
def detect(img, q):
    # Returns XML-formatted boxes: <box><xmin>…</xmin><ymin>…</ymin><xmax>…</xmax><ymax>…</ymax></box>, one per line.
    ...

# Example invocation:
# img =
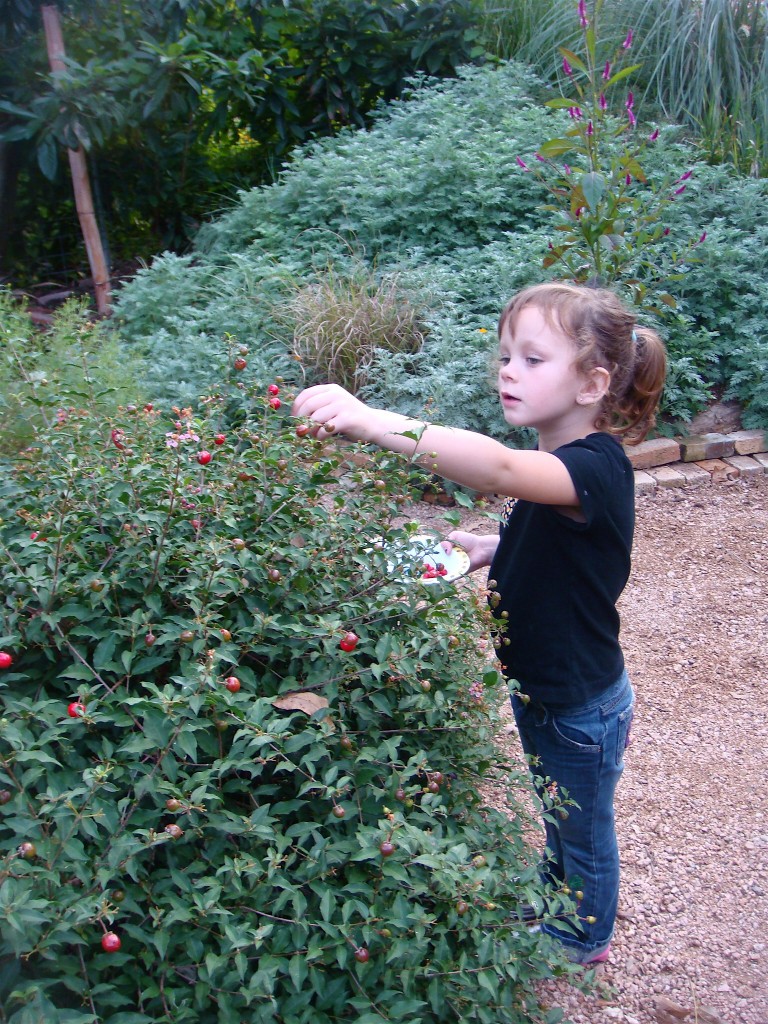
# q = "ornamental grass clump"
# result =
<box><xmin>0</xmin><ymin>340</ymin><xmax>582</xmax><ymax>1023</ymax></box>
<box><xmin>275</xmin><ymin>263</ymin><xmax>428</xmax><ymax>392</ymax></box>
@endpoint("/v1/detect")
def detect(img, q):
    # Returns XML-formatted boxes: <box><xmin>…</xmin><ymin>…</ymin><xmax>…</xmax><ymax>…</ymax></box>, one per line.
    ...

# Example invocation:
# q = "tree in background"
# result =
<box><xmin>0</xmin><ymin>0</ymin><xmax>485</xmax><ymax>288</ymax></box>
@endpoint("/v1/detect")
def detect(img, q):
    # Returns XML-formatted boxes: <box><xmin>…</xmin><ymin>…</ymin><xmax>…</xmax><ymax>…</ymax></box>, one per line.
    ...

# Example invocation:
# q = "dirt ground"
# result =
<box><xmin>417</xmin><ymin>473</ymin><xmax>768</xmax><ymax>1024</ymax></box>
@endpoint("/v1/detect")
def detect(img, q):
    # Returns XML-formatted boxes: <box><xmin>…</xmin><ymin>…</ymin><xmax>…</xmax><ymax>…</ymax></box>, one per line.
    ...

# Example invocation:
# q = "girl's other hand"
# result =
<box><xmin>443</xmin><ymin>531</ymin><xmax>499</xmax><ymax>573</ymax></box>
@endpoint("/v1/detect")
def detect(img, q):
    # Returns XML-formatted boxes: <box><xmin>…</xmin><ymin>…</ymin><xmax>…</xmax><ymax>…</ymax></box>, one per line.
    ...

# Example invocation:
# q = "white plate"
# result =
<box><xmin>384</xmin><ymin>534</ymin><xmax>470</xmax><ymax>584</ymax></box>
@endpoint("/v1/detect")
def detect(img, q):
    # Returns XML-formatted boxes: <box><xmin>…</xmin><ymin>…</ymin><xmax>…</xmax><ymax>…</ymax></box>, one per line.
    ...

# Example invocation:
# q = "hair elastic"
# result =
<box><xmin>631</xmin><ymin>328</ymin><xmax>638</xmax><ymax>342</ymax></box>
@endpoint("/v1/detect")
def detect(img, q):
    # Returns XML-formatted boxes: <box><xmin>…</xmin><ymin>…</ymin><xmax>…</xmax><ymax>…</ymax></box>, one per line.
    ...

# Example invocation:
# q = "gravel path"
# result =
<box><xmin>423</xmin><ymin>474</ymin><xmax>768</xmax><ymax>1024</ymax></box>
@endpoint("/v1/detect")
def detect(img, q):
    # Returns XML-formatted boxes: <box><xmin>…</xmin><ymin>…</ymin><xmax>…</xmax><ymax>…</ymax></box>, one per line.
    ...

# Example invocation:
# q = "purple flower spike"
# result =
<box><xmin>564</xmin><ymin>164</ymin><xmax>572</xmax><ymax>175</ymax></box>
<box><xmin>563</xmin><ymin>57</ymin><xmax>573</xmax><ymax>76</ymax></box>
<box><xmin>578</xmin><ymin>0</ymin><xmax>588</xmax><ymax>28</ymax></box>
<box><xmin>698</xmin><ymin>232</ymin><xmax>707</xmax><ymax>243</ymax></box>
<box><xmin>516</xmin><ymin>156</ymin><xmax>529</xmax><ymax>171</ymax></box>
<box><xmin>625</xmin><ymin>173</ymin><xmax>632</xmax><ymax>185</ymax></box>
<box><xmin>623</xmin><ymin>29</ymin><xmax>633</xmax><ymax>49</ymax></box>
<box><xmin>676</xmin><ymin>170</ymin><xmax>693</xmax><ymax>182</ymax></box>
<box><xmin>626</xmin><ymin>91</ymin><xmax>634</xmax><ymax>111</ymax></box>
<box><xmin>649</xmin><ymin>128</ymin><xmax>660</xmax><ymax>141</ymax></box>
<box><xmin>535</xmin><ymin>152</ymin><xmax>545</xmax><ymax>162</ymax></box>
<box><xmin>663</xmin><ymin>227</ymin><xmax>670</xmax><ymax>235</ymax></box>
<box><xmin>603</xmin><ymin>61</ymin><xmax>611</xmax><ymax>81</ymax></box>
<box><xmin>628</xmin><ymin>110</ymin><xmax>637</xmax><ymax>128</ymax></box>
<box><xmin>586</xmin><ymin>120</ymin><xmax>594</xmax><ymax>136</ymax></box>
<box><xmin>674</xmin><ymin>185</ymin><xmax>687</xmax><ymax>195</ymax></box>
<box><xmin>599</xmin><ymin>93</ymin><xmax>607</xmax><ymax>110</ymax></box>
<box><xmin>568</xmin><ymin>106</ymin><xmax>583</xmax><ymax>120</ymax></box>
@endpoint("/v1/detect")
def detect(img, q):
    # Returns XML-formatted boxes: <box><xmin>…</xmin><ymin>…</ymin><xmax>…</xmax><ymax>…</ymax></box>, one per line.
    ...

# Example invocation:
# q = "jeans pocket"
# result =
<box><xmin>551</xmin><ymin>711</ymin><xmax>605</xmax><ymax>753</ymax></box>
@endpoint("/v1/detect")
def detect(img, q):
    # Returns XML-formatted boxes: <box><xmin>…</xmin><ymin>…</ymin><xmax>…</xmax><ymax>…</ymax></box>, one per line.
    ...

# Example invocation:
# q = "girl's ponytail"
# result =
<box><xmin>613</xmin><ymin>326</ymin><xmax>667</xmax><ymax>444</ymax></box>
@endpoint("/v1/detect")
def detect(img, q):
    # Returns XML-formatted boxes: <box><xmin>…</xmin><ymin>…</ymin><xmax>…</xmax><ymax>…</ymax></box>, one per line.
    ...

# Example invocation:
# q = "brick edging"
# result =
<box><xmin>626</xmin><ymin>430</ymin><xmax>768</xmax><ymax>494</ymax></box>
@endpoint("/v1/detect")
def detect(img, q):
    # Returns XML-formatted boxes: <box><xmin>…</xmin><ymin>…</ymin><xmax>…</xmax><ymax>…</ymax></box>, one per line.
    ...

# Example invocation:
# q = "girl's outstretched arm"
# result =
<box><xmin>292</xmin><ymin>383</ymin><xmax>579</xmax><ymax>506</ymax></box>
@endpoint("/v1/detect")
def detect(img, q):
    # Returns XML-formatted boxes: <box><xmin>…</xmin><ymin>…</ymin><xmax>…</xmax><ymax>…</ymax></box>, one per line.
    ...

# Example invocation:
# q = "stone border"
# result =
<box><xmin>626</xmin><ymin>430</ymin><xmax>768</xmax><ymax>493</ymax></box>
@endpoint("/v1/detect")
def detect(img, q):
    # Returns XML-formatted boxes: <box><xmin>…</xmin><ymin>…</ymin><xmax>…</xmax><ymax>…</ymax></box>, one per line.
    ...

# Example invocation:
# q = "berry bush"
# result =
<box><xmin>0</xmin><ymin>357</ymin><xmax>578</xmax><ymax>1023</ymax></box>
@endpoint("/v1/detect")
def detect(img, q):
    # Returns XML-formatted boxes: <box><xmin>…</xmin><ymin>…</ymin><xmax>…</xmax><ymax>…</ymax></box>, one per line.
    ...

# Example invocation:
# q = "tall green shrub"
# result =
<box><xmin>0</xmin><ymin>355</ymin><xmax>581</xmax><ymax>1023</ymax></box>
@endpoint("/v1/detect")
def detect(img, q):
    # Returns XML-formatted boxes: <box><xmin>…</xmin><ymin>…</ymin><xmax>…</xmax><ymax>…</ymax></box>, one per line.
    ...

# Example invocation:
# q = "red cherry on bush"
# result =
<box><xmin>165</xmin><ymin>798</ymin><xmax>182</xmax><ymax>812</ymax></box>
<box><xmin>224</xmin><ymin>676</ymin><xmax>241</xmax><ymax>693</ymax></box>
<box><xmin>145</xmin><ymin>632</ymin><xmax>157</xmax><ymax>646</ymax></box>
<box><xmin>332</xmin><ymin>805</ymin><xmax>346</xmax><ymax>819</ymax></box>
<box><xmin>267</xmin><ymin>568</ymin><xmax>281</xmax><ymax>583</ymax></box>
<box><xmin>233</xmin><ymin>357</ymin><xmax>247</xmax><ymax>371</ymax></box>
<box><xmin>0</xmin><ymin>790</ymin><xmax>12</xmax><ymax>805</ymax></box>
<box><xmin>0</xmin><ymin>652</ymin><xmax>13</xmax><ymax>670</ymax></box>
<box><xmin>219</xmin><ymin>628</ymin><xmax>232</xmax><ymax>641</ymax></box>
<box><xmin>339</xmin><ymin>632</ymin><xmax>359</xmax><ymax>653</ymax></box>
<box><xmin>197</xmin><ymin>451</ymin><xmax>212</xmax><ymax>466</ymax></box>
<box><xmin>353</xmin><ymin>947</ymin><xmax>370</xmax><ymax>963</ymax></box>
<box><xmin>164</xmin><ymin>823</ymin><xmax>184</xmax><ymax>839</ymax></box>
<box><xmin>67</xmin><ymin>701</ymin><xmax>86</xmax><ymax>718</ymax></box>
<box><xmin>232</xmin><ymin>538</ymin><xmax>246</xmax><ymax>551</ymax></box>
<box><xmin>179</xmin><ymin>630</ymin><xmax>195</xmax><ymax>644</ymax></box>
<box><xmin>379</xmin><ymin>841</ymin><xmax>396</xmax><ymax>857</ymax></box>
<box><xmin>213</xmin><ymin>433</ymin><xmax>226</xmax><ymax>445</ymax></box>
<box><xmin>101</xmin><ymin>931</ymin><xmax>121</xmax><ymax>953</ymax></box>
<box><xmin>295</xmin><ymin>423</ymin><xmax>311</xmax><ymax>438</ymax></box>
<box><xmin>267</xmin><ymin>384</ymin><xmax>280</xmax><ymax>396</ymax></box>
<box><xmin>269</xmin><ymin>397</ymin><xmax>281</xmax><ymax>410</ymax></box>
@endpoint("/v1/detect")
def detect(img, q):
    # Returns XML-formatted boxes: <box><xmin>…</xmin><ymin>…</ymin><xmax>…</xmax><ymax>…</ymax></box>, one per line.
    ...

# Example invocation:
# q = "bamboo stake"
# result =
<box><xmin>41</xmin><ymin>3</ymin><xmax>112</xmax><ymax>314</ymax></box>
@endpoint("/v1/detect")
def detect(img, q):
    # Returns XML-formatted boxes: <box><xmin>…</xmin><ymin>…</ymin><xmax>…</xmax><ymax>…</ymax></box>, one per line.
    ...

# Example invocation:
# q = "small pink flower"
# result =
<box><xmin>623</xmin><ymin>29</ymin><xmax>633</xmax><ymax>49</ymax></box>
<box><xmin>603</xmin><ymin>61</ymin><xmax>611</xmax><ymax>81</ymax></box>
<box><xmin>563</xmin><ymin>57</ymin><xmax>573</xmax><ymax>76</ymax></box>
<box><xmin>516</xmin><ymin>156</ymin><xmax>529</xmax><ymax>170</ymax></box>
<box><xmin>599</xmin><ymin>93</ymin><xmax>607</xmax><ymax>110</ymax></box>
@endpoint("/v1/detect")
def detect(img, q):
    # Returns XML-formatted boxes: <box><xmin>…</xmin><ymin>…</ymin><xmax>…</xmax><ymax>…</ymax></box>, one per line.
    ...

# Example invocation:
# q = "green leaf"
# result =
<box><xmin>580</xmin><ymin>172</ymin><xmax>606</xmax><ymax>211</ymax></box>
<box><xmin>537</xmin><ymin>138</ymin><xmax>574</xmax><ymax>158</ymax></box>
<box><xmin>557</xmin><ymin>47</ymin><xmax>587</xmax><ymax>74</ymax></box>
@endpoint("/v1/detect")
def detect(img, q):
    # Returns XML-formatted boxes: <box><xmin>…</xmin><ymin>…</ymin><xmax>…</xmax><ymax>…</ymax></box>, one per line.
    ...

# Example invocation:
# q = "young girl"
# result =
<box><xmin>292</xmin><ymin>281</ymin><xmax>667</xmax><ymax>966</ymax></box>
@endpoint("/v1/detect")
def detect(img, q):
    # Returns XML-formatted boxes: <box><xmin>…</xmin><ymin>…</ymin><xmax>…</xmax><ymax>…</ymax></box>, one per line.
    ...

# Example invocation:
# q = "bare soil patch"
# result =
<box><xmin>416</xmin><ymin>474</ymin><xmax>768</xmax><ymax>1024</ymax></box>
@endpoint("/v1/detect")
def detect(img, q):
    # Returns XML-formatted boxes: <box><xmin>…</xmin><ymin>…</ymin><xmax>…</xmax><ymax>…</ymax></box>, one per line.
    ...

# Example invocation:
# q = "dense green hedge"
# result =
<box><xmin>0</xmin><ymin>342</ymin><xmax>585</xmax><ymax>1022</ymax></box>
<box><xmin>110</xmin><ymin>62</ymin><xmax>768</xmax><ymax>435</ymax></box>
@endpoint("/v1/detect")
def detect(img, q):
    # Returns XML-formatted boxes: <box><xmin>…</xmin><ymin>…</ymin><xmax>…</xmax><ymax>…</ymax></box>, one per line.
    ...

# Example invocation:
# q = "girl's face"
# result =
<box><xmin>497</xmin><ymin>304</ymin><xmax>598</xmax><ymax>446</ymax></box>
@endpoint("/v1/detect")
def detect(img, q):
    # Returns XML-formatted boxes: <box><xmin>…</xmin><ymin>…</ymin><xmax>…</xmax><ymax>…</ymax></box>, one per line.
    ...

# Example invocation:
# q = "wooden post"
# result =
<box><xmin>41</xmin><ymin>4</ymin><xmax>112</xmax><ymax>314</ymax></box>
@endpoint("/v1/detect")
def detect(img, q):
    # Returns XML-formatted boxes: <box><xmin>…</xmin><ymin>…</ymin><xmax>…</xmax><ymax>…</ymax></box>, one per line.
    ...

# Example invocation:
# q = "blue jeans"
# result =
<box><xmin>512</xmin><ymin>671</ymin><xmax>634</xmax><ymax>963</ymax></box>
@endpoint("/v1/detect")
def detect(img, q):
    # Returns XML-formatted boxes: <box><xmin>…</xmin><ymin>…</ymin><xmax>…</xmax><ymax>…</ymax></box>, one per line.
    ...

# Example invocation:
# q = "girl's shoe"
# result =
<box><xmin>584</xmin><ymin>943</ymin><xmax>611</xmax><ymax>965</ymax></box>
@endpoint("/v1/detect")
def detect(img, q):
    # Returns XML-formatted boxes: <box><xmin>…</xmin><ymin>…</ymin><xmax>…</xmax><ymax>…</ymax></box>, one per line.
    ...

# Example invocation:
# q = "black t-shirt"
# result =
<box><xmin>488</xmin><ymin>433</ymin><xmax>635</xmax><ymax>707</ymax></box>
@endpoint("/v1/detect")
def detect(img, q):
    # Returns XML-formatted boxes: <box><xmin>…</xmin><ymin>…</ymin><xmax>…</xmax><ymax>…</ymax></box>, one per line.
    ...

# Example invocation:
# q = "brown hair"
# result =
<box><xmin>498</xmin><ymin>281</ymin><xmax>667</xmax><ymax>444</ymax></box>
